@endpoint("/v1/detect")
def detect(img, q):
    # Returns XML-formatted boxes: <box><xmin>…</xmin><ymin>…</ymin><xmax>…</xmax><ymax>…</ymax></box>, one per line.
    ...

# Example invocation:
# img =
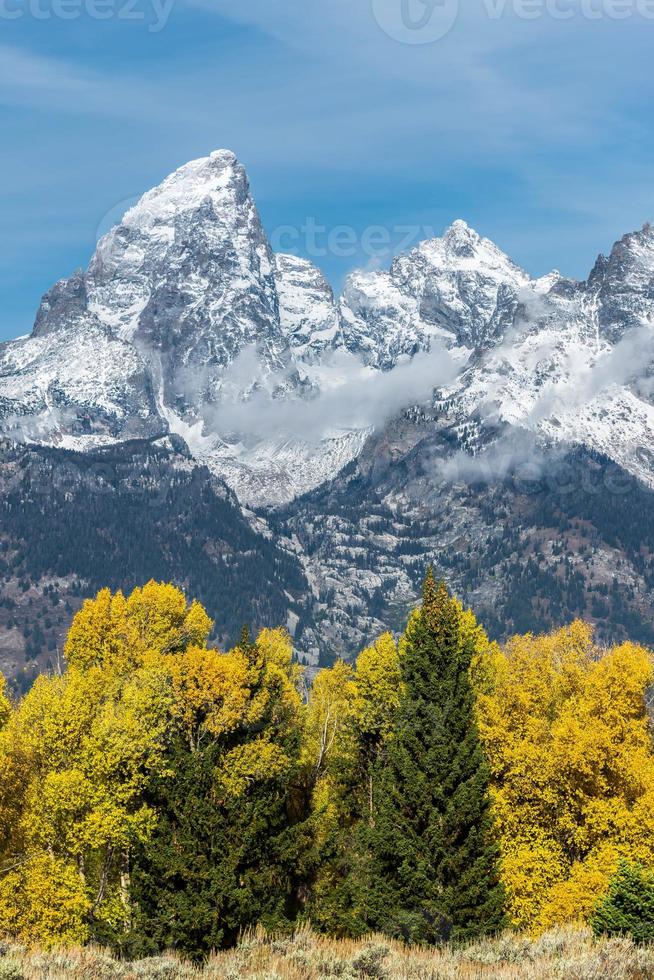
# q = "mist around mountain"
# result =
<box><xmin>2</xmin><ymin>151</ymin><xmax>654</xmax><ymax>677</ymax></box>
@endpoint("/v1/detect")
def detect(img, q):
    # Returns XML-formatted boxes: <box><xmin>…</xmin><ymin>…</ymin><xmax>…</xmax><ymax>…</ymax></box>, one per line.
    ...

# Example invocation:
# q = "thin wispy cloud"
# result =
<box><xmin>529</xmin><ymin>323</ymin><xmax>654</xmax><ymax>424</ymax></box>
<box><xmin>2</xmin><ymin>0</ymin><xmax>654</xmax><ymax>341</ymax></box>
<box><xmin>0</xmin><ymin>44</ymin><xmax>191</xmax><ymax>122</ymax></box>
<box><xmin>183</xmin><ymin>345</ymin><xmax>459</xmax><ymax>445</ymax></box>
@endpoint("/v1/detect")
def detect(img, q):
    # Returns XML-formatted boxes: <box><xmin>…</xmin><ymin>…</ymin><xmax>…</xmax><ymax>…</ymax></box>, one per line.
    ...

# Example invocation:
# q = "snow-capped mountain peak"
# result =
<box><xmin>411</xmin><ymin>219</ymin><xmax>528</xmax><ymax>285</ymax></box>
<box><xmin>3</xmin><ymin>150</ymin><xmax>654</xmax><ymax>504</ymax></box>
<box><xmin>87</xmin><ymin>148</ymin><xmax>279</xmax><ymax>357</ymax></box>
<box><xmin>440</xmin><ymin>218</ymin><xmax>491</xmax><ymax>258</ymax></box>
<box><xmin>444</xmin><ymin>216</ymin><xmax>476</xmax><ymax>241</ymax></box>
<box><xmin>119</xmin><ymin>149</ymin><xmax>244</xmax><ymax>232</ymax></box>
<box><xmin>340</xmin><ymin>220</ymin><xmax>530</xmax><ymax>366</ymax></box>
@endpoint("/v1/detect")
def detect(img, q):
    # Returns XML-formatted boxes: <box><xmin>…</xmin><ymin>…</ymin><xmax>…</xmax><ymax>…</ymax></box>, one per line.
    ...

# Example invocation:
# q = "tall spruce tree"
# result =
<box><xmin>592</xmin><ymin>861</ymin><xmax>654</xmax><ymax>942</ymax></box>
<box><xmin>125</xmin><ymin>736</ymin><xmax>306</xmax><ymax>959</ymax></box>
<box><xmin>126</xmin><ymin>628</ymin><xmax>309</xmax><ymax>960</ymax></box>
<box><xmin>362</xmin><ymin>570</ymin><xmax>505</xmax><ymax>943</ymax></box>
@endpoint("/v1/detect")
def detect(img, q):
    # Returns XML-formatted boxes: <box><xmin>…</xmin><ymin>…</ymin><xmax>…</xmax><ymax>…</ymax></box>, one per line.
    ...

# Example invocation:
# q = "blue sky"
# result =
<box><xmin>1</xmin><ymin>0</ymin><xmax>653</xmax><ymax>341</ymax></box>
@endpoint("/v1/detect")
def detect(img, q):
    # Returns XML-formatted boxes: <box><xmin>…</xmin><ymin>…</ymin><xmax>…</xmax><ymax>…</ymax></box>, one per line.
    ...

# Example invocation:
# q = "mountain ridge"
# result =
<box><xmin>2</xmin><ymin>151</ymin><xmax>654</xmax><ymax>675</ymax></box>
<box><xmin>2</xmin><ymin>149</ymin><xmax>654</xmax><ymax>507</ymax></box>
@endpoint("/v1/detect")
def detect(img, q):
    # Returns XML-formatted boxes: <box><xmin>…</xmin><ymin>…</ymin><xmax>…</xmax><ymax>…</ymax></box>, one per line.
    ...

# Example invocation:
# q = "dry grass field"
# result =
<box><xmin>1</xmin><ymin>925</ymin><xmax>654</xmax><ymax>980</ymax></box>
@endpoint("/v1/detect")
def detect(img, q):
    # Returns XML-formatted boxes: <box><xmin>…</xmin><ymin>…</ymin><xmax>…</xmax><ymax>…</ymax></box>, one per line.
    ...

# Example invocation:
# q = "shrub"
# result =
<box><xmin>350</xmin><ymin>942</ymin><xmax>390</xmax><ymax>978</ymax></box>
<box><xmin>0</xmin><ymin>961</ymin><xmax>23</xmax><ymax>980</ymax></box>
<box><xmin>591</xmin><ymin>861</ymin><xmax>654</xmax><ymax>942</ymax></box>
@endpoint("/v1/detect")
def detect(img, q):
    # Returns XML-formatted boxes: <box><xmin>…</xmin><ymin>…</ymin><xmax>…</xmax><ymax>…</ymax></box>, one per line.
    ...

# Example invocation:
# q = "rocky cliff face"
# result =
<box><xmin>339</xmin><ymin>219</ymin><xmax>529</xmax><ymax>368</ymax></box>
<box><xmin>3</xmin><ymin>150</ymin><xmax>654</xmax><ymax>507</ymax></box>
<box><xmin>3</xmin><ymin>150</ymin><xmax>654</xmax><ymax>674</ymax></box>
<box><xmin>592</xmin><ymin>223</ymin><xmax>654</xmax><ymax>343</ymax></box>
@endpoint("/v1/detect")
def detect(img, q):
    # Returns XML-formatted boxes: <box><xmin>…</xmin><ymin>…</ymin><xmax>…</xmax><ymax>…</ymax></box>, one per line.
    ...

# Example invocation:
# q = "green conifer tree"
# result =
<box><xmin>592</xmin><ymin>861</ymin><xmax>654</xmax><ymax>942</ymax></box>
<box><xmin>361</xmin><ymin>570</ymin><xmax>505</xmax><ymax>943</ymax></box>
<box><xmin>126</xmin><ymin>630</ymin><xmax>309</xmax><ymax>960</ymax></box>
<box><xmin>125</xmin><ymin>738</ymin><xmax>306</xmax><ymax>959</ymax></box>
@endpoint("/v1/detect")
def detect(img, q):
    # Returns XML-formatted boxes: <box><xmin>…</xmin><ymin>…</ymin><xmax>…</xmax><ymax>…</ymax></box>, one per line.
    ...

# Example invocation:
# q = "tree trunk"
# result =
<box><xmin>120</xmin><ymin>848</ymin><xmax>131</xmax><ymax>932</ymax></box>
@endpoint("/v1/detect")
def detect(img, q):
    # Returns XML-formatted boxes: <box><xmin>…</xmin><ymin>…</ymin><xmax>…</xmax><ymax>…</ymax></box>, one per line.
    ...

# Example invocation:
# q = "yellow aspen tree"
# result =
<box><xmin>215</xmin><ymin>628</ymin><xmax>305</xmax><ymax>798</ymax></box>
<box><xmin>0</xmin><ymin>583</ymin><xmax>212</xmax><ymax>948</ymax></box>
<box><xmin>168</xmin><ymin>645</ymin><xmax>250</xmax><ymax>751</ymax></box>
<box><xmin>354</xmin><ymin>633</ymin><xmax>402</xmax><ymax>742</ymax></box>
<box><xmin>476</xmin><ymin>622</ymin><xmax>654</xmax><ymax>931</ymax></box>
<box><xmin>0</xmin><ymin>675</ymin><xmax>10</xmax><ymax>730</ymax></box>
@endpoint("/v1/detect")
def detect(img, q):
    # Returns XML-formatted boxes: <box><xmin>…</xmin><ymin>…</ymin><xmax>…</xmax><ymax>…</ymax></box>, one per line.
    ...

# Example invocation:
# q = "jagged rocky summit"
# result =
<box><xmin>3</xmin><ymin>151</ymin><xmax>654</xmax><ymax>678</ymax></box>
<box><xmin>3</xmin><ymin>150</ymin><xmax>654</xmax><ymax>505</ymax></box>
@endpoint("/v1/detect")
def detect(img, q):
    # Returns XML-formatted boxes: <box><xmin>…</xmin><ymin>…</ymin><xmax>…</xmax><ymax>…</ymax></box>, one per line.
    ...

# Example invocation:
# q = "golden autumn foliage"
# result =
<box><xmin>169</xmin><ymin>645</ymin><xmax>251</xmax><ymax>750</ymax></box>
<box><xmin>0</xmin><ymin>852</ymin><xmax>92</xmax><ymax>946</ymax></box>
<box><xmin>476</xmin><ymin>621</ymin><xmax>654</xmax><ymax>931</ymax></box>
<box><xmin>303</xmin><ymin>633</ymin><xmax>403</xmax><ymax>803</ymax></box>
<box><xmin>303</xmin><ymin>660</ymin><xmax>358</xmax><ymax>782</ymax></box>
<box><xmin>0</xmin><ymin>583</ymin><xmax>304</xmax><ymax>949</ymax></box>
<box><xmin>214</xmin><ymin>627</ymin><xmax>304</xmax><ymax>798</ymax></box>
<box><xmin>3</xmin><ymin>576</ymin><xmax>654</xmax><ymax>951</ymax></box>
<box><xmin>0</xmin><ymin>583</ymin><xmax>196</xmax><ymax>947</ymax></box>
<box><xmin>64</xmin><ymin>581</ymin><xmax>212</xmax><ymax>673</ymax></box>
<box><xmin>0</xmin><ymin>675</ymin><xmax>10</xmax><ymax>730</ymax></box>
<box><xmin>354</xmin><ymin>633</ymin><xmax>402</xmax><ymax>741</ymax></box>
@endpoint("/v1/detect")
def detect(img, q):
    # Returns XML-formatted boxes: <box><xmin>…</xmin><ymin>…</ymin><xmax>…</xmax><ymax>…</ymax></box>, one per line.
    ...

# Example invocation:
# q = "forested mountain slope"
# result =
<box><xmin>3</xmin><ymin>151</ymin><xmax>654</xmax><ymax>673</ymax></box>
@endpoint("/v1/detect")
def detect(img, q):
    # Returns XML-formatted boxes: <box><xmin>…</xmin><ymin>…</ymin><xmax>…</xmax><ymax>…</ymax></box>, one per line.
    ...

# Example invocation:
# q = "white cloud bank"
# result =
<box><xmin>191</xmin><ymin>344</ymin><xmax>459</xmax><ymax>445</ymax></box>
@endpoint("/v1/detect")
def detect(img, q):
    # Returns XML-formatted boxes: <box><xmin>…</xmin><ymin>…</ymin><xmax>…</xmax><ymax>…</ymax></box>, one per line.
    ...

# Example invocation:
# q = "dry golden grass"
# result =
<box><xmin>2</xmin><ymin>924</ymin><xmax>654</xmax><ymax>979</ymax></box>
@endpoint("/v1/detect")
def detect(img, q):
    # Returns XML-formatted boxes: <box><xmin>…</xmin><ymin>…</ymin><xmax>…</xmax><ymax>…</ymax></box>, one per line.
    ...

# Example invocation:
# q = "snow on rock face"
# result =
<box><xmin>87</xmin><ymin>150</ymin><xmax>284</xmax><ymax>375</ymax></box>
<box><xmin>0</xmin><ymin>319</ymin><xmax>163</xmax><ymax>445</ymax></box>
<box><xmin>435</xmin><ymin>255</ymin><xmax>654</xmax><ymax>490</ymax></box>
<box><xmin>274</xmin><ymin>253</ymin><xmax>342</xmax><ymax>362</ymax></box>
<box><xmin>591</xmin><ymin>224</ymin><xmax>654</xmax><ymax>342</ymax></box>
<box><xmin>339</xmin><ymin>219</ymin><xmax>529</xmax><ymax>369</ymax></box>
<box><xmin>32</xmin><ymin>269</ymin><xmax>89</xmax><ymax>338</ymax></box>
<box><xmin>403</xmin><ymin>222</ymin><xmax>529</xmax><ymax>349</ymax></box>
<box><xmin>200</xmin><ymin>427</ymin><xmax>370</xmax><ymax>507</ymax></box>
<box><xmin>3</xmin><ymin>149</ymin><xmax>654</xmax><ymax>504</ymax></box>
